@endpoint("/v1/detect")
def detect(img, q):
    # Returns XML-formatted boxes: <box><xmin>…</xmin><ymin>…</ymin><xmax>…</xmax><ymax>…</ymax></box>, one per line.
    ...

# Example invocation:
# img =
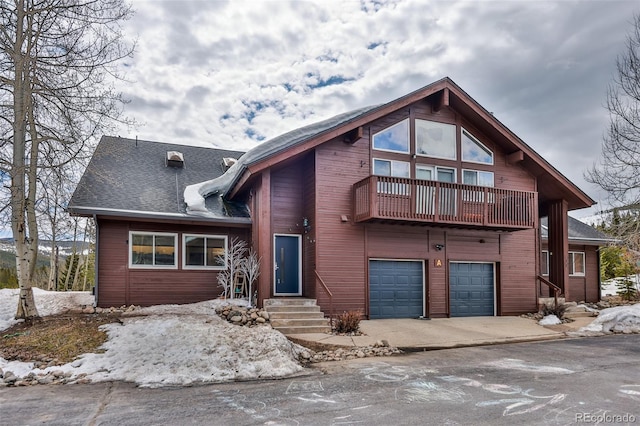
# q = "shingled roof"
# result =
<box><xmin>68</xmin><ymin>136</ymin><xmax>250</xmax><ymax>223</ymax></box>
<box><xmin>541</xmin><ymin>216</ymin><xmax>614</xmax><ymax>245</ymax></box>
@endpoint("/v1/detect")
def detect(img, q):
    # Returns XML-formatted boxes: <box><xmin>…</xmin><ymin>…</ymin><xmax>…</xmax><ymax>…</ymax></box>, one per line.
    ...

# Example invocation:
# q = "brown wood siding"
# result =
<box><xmin>315</xmin><ymin>133</ymin><xmax>370</xmax><ymax>315</ymax></box>
<box><xmin>97</xmin><ymin>220</ymin><xmax>128</xmax><ymax>307</ymax></box>
<box><xmin>96</xmin><ymin>218</ymin><xmax>249</xmax><ymax>307</ymax></box>
<box><xmin>540</xmin><ymin>242</ymin><xmax>601</xmax><ymax>303</ymax></box>
<box><xmin>496</xmin><ymin>229</ymin><xmax>538</xmax><ymax>314</ymax></box>
<box><xmin>309</xmin><ymin>102</ymin><xmax>544</xmax><ymax>317</ymax></box>
<box><xmin>303</xmin><ymin>153</ymin><xmax>317</xmax><ymax>299</ymax></box>
<box><xmin>271</xmin><ymin>162</ymin><xmax>304</xmax><ymax>234</ymax></box>
<box><xmin>567</xmin><ymin>244</ymin><xmax>599</xmax><ymax>303</ymax></box>
<box><xmin>254</xmin><ymin>171</ymin><xmax>271</xmax><ymax>308</ymax></box>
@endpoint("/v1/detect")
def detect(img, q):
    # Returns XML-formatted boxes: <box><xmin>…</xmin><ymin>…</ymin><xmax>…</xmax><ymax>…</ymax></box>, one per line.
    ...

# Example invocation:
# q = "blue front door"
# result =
<box><xmin>274</xmin><ymin>235</ymin><xmax>301</xmax><ymax>295</ymax></box>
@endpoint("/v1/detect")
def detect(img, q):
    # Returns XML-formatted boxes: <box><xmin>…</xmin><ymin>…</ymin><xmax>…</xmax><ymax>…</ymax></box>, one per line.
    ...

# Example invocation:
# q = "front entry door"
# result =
<box><xmin>274</xmin><ymin>234</ymin><xmax>302</xmax><ymax>295</ymax></box>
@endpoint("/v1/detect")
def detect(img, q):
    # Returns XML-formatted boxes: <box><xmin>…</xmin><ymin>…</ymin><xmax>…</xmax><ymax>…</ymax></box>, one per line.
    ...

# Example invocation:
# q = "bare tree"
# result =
<box><xmin>0</xmin><ymin>0</ymin><xmax>134</xmax><ymax>318</ymax></box>
<box><xmin>240</xmin><ymin>248</ymin><xmax>261</xmax><ymax>307</ymax></box>
<box><xmin>586</xmin><ymin>14</ymin><xmax>640</xmax><ymax>248</ymax></box>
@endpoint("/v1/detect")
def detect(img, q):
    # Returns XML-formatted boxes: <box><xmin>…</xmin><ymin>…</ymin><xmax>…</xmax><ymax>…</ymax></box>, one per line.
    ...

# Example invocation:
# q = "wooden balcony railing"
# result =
<box><xmin>353</xmin><ymin>176</ymin><xmax>536</xmax><ymax>229</ymax></box>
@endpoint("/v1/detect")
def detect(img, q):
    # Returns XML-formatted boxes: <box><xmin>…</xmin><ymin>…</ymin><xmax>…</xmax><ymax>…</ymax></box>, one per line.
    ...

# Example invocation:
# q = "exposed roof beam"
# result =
<box><xmin>343</xmin><ymin>126</ymin><xmax>363</xmax><ymax>144</ymax></box>
<box><xmin>507</xmin><ymin>150</ymin><xmax>524</xmax><ymax>164</ymax></box>
<box><xmin>433</xmin><ymin>87</ymin><xmax>449</xmax><ymax>112</ymax></box>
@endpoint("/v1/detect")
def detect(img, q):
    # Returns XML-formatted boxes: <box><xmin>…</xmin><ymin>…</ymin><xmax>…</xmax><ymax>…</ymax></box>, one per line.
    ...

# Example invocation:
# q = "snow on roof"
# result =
<box><xmin>184</xmin><ymin>104</ymin><xmax>380</xmax><ymax>214</ymax></box>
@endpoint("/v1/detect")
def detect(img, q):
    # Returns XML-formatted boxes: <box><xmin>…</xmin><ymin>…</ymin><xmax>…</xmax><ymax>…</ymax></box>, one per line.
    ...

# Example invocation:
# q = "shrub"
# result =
<box><xmin>334</xmin><ymin>310</ymin><xmax>361</xmax><ymax>333</ymax></box>
<box><xmin>541</xmin><ymin>303</ymin><xmax>568</xmax><ymax>320</ymax></box>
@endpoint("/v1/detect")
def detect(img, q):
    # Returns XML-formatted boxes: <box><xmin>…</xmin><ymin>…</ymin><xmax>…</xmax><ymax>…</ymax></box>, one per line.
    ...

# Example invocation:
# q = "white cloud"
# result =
<box><xmin>114</xmin><ymin>0</ymin><xmax>639</xmax><ymax>212</ymax></box>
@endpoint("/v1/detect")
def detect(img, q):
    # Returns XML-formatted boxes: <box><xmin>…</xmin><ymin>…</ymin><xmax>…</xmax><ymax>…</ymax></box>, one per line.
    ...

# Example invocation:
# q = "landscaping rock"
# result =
<box><xmin>215</xmin><ymin>305</ymin><xmax>271</xmax><ymax>327</ymax></box>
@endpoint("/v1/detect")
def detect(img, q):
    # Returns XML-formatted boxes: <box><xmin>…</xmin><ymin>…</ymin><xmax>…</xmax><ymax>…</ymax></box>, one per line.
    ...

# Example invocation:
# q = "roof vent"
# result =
<box><xmin>222</xmin><ymin>157</ymin><xmax>237</xmax><ymax>169</ymax></box>
<box><xmin>166</xmin><ymin>151</ymin><xmax>184</xmax><ymax>168</ymax></box>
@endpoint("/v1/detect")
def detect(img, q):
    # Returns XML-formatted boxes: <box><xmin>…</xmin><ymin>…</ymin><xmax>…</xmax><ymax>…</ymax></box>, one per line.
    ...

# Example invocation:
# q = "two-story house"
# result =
<box><xmin>69</xmin><ymin>78</ymin><xmax>599</xmax><ymax>318</ymax></box>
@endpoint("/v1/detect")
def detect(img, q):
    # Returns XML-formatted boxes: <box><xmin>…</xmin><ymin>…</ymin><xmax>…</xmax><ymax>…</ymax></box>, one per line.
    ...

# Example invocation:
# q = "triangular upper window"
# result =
<box><xmin>462</xmin><ymin>129</ymin><xmax>493</xmax><ymax>164</ymax></box>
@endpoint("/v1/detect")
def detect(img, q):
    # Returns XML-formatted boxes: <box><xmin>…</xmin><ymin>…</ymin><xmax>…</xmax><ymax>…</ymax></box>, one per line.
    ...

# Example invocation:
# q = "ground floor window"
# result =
<box><xmin>129</xmin><ymin>232</ymin><xmax>177</xmax><ymax>268</ymax></box>
<box><xmin>183</xmin><ymin>235</ymin><xmax>227</xmax><ymax>269</ymax></box>
<box><xmin>569</xmin><ymin>251</ymin><xmax>585</xmax><ymax>276</ymax></box>
<box><xmin>541</xmin><ymin>250</ymin><xmax>549</xmax><ymax>275</ymax></box>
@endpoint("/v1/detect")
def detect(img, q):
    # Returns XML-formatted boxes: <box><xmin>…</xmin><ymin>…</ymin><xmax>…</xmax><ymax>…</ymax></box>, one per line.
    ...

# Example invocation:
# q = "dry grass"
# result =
<box><xmin>0</xmin><ymin>313</ymin><xmax>121</xmax><ymax>364</ymax></box>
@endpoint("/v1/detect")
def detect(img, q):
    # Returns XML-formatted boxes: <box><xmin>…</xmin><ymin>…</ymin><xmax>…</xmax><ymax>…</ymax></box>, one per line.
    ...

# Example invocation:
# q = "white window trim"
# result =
<box><xmin>462</xmin><ymin>168</ymin><xmax>495</xmax><ymax>187</ymax></box>
<box><xmin>415</xmin><ymin>119</ymin><xmax>457</xmax><ymax>161</ymax></box>
<box><xmin>129</xmin><ymin>231</ymin><xmax>178</xmax><ymax>269</ymax></box>
<box><xmin>569</xmin><ymin>251</ymin><xmax>585</xmax><ymax>276</ymax></box>
<box><xmin>372</xmin><ymin>119</ymin><xmax>410</xmax><ymax>154</ymax></box>
<box><xmin>182</xmin><ymin>234</ymin><xmax>228</xmax><ymax>270</ymax></box>
<box><xmin>541</xmin><ymin>250</ymin><xmax>549</xmax><ymax>276</ymax></box>
<box><xmin>373</xmin><ymin>158</ymin><xmax>410</xmax><ymax>178</ymax></box>
<box><xmin>461</xmin><ymin>127</ymin><xmax>494</xmax><ymax>165</ymax></box>
<box><xmin>416</xmin><ymin>164</ymin><xmax>457</xmax><ymax>182</ymax></box>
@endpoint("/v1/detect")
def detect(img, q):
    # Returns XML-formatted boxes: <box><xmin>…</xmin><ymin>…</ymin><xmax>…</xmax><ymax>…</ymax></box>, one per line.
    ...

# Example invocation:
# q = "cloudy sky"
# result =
<box><xmin>115</xmin><ymin>0</ymin><xmax>640</xmax><ymax>218</ymax></box>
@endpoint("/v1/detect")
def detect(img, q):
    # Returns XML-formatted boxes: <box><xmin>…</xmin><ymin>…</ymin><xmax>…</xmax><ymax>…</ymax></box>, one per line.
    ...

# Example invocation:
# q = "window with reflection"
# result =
<box><xmin>462</xmin><ymin>129</ymin><xmax>493</xmax><ymax>164</ymax></box>
<box><xmin>130</xmin><ymin>232</ymin><xmax>177</xmax><ymax>268</ymax></box>
<box><xmin>372</xmin><ymin>119</ymin><xmax>409</xmax><ymax>153</ymax></box>
<box><xmin>415</xmin><ymin>119</ymin><xmax>456</xmax><ymax>160</ymax></box>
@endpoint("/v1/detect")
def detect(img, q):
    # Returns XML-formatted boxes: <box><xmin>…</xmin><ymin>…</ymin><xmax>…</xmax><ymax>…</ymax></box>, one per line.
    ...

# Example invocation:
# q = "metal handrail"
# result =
<box><xmin>537</xmin><ymin>275</ymin><xmax>562</xmax><ymax>309</ymax></box>
<box><xmin>314</xmin><ymin>269</ymin><xmax>334</xmax><ymax>325</ymax></box>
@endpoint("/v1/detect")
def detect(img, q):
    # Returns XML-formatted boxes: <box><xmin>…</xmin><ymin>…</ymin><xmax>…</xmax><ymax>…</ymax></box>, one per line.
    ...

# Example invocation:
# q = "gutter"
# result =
<box><xmin>68</xmin><ymin>206</ymin><xmax>252</xmax><ymax>226</ymax></box>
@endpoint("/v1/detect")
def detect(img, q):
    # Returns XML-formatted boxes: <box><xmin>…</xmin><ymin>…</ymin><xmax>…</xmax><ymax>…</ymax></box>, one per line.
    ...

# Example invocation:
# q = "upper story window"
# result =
<box><xmin>129</xmin><ymin>231</ymin><xmax>177</xmax><ymax>268</ymax></box>
<box><xmin>183</xmin><ymin>234</ymin><xmax>227</xmax><ymax>270</ymax></box>
<box><xmin>415</xmin><ymin>119</ymin><xmax>456</xmax><ymax>160</ymax></box>
<box><xmin>372</xmin><ymin>119</ymin><xmax>409</xmax><ymax>153</ymax></box>
<box><xmin>462</xmin><ymin>129</ymin><xmax>493</xmax><ymax>164</ymax></box>
<box><xmin>462</xmin><ymin>169</ymin><xmax>494</xmax><ymax>187</ymax></box>
<box><xmin>373</xmin><ymin>158</ymin><xmax>410</xmax><ymax>177</ymax></box>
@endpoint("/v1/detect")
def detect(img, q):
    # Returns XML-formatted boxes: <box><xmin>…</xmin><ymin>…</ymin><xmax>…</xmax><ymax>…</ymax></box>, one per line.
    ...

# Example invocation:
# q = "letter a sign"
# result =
<box><xmin>434</xmin><ymin>259</ymin><xmax>443</xmax><ymax>268</ymax></box>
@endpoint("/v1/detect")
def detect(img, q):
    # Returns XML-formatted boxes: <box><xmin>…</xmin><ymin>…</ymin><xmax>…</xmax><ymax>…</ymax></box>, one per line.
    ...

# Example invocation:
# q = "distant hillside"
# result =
<box><xmin>0</xmin><ymin>238</ymin><xmax>84</xmax><ymax>269</ymax></box>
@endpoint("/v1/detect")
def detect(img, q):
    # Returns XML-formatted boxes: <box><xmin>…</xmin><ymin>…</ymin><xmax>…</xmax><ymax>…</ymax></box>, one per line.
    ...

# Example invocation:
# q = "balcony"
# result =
<box><xmin>353</xmin><ymin>176</ymin><xmax>536</xmax><ymax>230</ymax></box>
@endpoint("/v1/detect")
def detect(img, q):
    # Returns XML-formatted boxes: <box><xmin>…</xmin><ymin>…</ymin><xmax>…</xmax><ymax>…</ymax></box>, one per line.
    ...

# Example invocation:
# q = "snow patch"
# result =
<box><xmin>0</xmin><ymin>290</ymin><xmax>308</xmax><ymax>387</ymax></box>
<box><xmin>539</xmin><ymin>315</ymin><xmax>562</xmax><ymax>326</ymax></box>
<box><xmin>576</xmin><ymin>304</ymin><xmax>640</xmax><ymax>335</ymax></box>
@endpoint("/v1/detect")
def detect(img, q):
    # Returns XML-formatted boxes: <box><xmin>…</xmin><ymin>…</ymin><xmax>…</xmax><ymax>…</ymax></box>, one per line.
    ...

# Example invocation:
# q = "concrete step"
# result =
<box><xmin>271</xmin><ymin>318</ymin><xmax>331</xmax><ymax>328</ymax></box>
<box><xmin>272</xmin><ymin>325</ymin><xmax>332</xmax><ymax>334</ymax></box>
<box><xmin>264</xmin><ymin>298</ymin><xmax>330</xmax><ymax>334</ymax></box>
<box><xmin>268</xmin><ymin>311</ymin><xmax>325</xmax><ymax>320</ymax></box>
<box><xmin>565</xmin><ymin>311</ymin><xmax>598</xmax><ymax>318</ymax></box>
<box><xmin>264</xmin><ymin>305</ymin><xmax>321</xmax><ymax>313</ymax></box>
<box><xmin>264</xmin><ymin>298</ymin><xmax>318</xmax><ymax>307</ymax></box>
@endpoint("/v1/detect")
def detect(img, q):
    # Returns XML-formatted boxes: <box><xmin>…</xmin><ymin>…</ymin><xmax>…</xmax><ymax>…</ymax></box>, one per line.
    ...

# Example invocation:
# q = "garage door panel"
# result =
<box><xmin>369</xmin><ymin>260</ymin><xmax>424</xmax><ymax>319</ymax></box>
<box><xmin>450</xmin><ymin>262</ymin><xmax>494</xmax><ymax>317</ymax></box>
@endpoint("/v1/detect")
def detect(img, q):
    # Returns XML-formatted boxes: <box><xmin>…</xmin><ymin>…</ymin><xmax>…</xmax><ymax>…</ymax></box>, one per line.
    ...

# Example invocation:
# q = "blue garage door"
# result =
<box><xmin>450</xmin><ymin>262</ymin><xmax>494</xmax><ymax>317</ymax></box>
<box><xmin>369</xmin><ymin>260</ymin><xmax>424</xmax><ymax>319</ymax></box>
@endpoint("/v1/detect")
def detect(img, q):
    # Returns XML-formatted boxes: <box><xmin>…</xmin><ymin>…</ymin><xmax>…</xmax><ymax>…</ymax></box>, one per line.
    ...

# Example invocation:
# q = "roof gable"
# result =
<box><xmin>185</xmin><ymin>77</ymin><xmax>594</xmax><ymax>212</ymax></box>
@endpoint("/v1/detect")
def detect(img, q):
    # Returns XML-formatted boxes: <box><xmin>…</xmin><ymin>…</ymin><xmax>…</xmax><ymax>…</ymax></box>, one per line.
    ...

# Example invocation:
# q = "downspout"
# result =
<box><xmin>93</xmin><ymin>215</ymin><xmax>99</xmax><ymax>307</ymax></box>
<box><xmin>597</xmin><ymin>246</ymin><xmax>602</xmax><ymax>302</ymax></box>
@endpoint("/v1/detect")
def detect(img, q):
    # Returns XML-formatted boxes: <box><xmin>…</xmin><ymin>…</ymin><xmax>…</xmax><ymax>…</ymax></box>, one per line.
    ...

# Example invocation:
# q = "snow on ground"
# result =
<box><xmin>575</xmin><ymin>304</ymin><xmax>640</xmax><ymax>335</ymax></box>
<box><xmin>0</xmin><ymin>288</ymin><xmax>93</xmax><ymax>331</ymax></box>
<box><xmin>539</xmin><ymin>315</ymin><xmax>562</xmax><ymax>326</ymax></box>
<box><xmin>601</xmin><ymin>276</ymin><xmax>640</xmax><ymax>297</ymax></box>
<box><xmin>0</xmin><ymin>290</ymin><xmax>308</xmax><ymax>387</ymax></box>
